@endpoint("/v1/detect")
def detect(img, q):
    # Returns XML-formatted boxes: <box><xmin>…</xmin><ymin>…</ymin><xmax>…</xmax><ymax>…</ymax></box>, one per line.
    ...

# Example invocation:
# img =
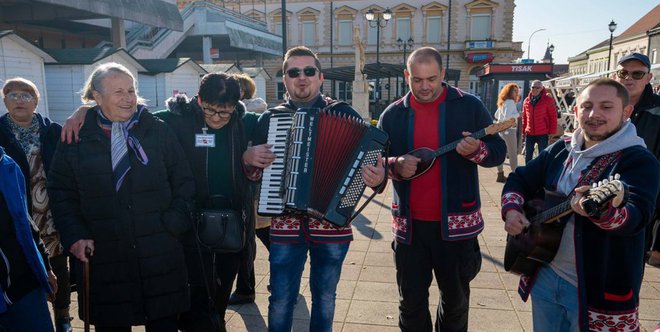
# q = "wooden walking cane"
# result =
<box><xmin>83</xmin><ymin>249</ymin><xmax>91</xmax><ymax>332</ymax></box>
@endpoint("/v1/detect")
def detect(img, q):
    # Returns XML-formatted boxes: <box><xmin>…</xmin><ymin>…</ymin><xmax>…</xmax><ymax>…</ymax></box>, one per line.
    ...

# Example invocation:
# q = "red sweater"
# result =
<box><xmin>409</xmin><ymin>89</ymin><xmax>446</xmax><ymax>221</ymax></box>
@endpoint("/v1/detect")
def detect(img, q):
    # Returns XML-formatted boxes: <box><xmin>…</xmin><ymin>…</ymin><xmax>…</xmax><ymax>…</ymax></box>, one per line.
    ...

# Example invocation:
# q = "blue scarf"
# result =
<box><xmin>96</xmin><ymin>106</ymin><xmax>149</xmax><ymax>191</ymax></box>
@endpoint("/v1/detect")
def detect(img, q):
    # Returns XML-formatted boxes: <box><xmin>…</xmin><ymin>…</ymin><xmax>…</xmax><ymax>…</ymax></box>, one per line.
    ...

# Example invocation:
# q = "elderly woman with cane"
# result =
<box><xmin>47</xmin><ymin>62</ymin><xmax>195</xmax><ymax>332</ymax></box>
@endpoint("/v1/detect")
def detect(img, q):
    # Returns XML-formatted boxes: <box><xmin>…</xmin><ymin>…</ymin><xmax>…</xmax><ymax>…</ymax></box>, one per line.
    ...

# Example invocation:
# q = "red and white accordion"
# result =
<box><xmin>258</xmin><ymin>107</ymin><xmax>388</xmax><ymax>227</ymax></box>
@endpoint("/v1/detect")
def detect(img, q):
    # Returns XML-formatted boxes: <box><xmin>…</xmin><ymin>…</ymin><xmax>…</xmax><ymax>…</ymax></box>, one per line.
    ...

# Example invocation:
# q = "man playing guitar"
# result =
<box><xmin>501</xmin><ymin>78</ymin><xmax>660</xmax><ymax>331</ymax></box>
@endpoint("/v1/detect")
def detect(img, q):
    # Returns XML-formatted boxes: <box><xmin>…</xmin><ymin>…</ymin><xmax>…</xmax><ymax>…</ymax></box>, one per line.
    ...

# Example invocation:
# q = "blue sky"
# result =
<box><xmin>512</xmin><ymin>1</ymin><xmax>658</xmax><ymax>64</ymax></box>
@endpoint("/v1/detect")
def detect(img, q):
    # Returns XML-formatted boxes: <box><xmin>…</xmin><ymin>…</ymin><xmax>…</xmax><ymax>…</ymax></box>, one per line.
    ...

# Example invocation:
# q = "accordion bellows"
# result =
<box><xmin>258</xmin><ymin>108</ymin><xmax>388</xmax><ymax>227</ymax></box>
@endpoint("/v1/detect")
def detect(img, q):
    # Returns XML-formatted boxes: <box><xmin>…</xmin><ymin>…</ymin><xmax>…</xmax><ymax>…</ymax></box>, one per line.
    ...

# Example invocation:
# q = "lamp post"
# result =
<box><xmin>365</xmin><ymin>7</ymin><xmax>391</xmax><ymax>103</ymax></box>
<box><xmin>549</xmin><ymin>43</ymin><xmax>555</xmax><ymax>63</ymax></box>
<box><xmin>397</xmin><ymin>37</ymin><xmax>413</xmax><ymax>95</ymax></box>
<box><xmin>527</xmin><ymin>28</ymin><xmax>546</xmax><ymax>62</ymax></box>
<box><xmin>607</xmin><ymin>20</ymin><xmax>617</xmax><ymax>70</ymax></box>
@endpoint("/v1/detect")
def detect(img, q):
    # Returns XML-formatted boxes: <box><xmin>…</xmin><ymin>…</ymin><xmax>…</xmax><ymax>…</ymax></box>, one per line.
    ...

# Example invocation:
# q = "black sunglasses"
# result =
<box><xmin>286</xmin><ymin>67</ymin><xmax>318</xmax><ymax>78</ymax></box>
<box><xmin>616</xmin><ymin>69</ymin><xmax>648</xmax><ymax>80</ymax></box>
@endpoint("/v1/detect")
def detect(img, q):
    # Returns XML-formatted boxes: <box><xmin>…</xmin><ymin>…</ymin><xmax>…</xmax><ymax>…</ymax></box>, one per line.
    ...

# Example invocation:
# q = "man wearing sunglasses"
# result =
<box><xmin>521</xmin><ymin>80</ymin><xmax>557</xmax><ymax>164</ymax></box>
<box><xmin>614</xmin><ymin>53</ymin><xmax>660</xmax><ymax>268</ymax></box>
<box><xmin>250</xmin><ymin>46</ymin><xmax>385</xmax><ymax>332</ymax></box>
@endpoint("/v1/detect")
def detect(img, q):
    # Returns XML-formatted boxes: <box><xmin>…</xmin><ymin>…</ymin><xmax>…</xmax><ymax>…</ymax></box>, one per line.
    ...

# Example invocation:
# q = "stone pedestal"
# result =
<box><xmin>352</xmin><ymin>78</ymin><xmax>371</xmax><ymax>121</ymax></box>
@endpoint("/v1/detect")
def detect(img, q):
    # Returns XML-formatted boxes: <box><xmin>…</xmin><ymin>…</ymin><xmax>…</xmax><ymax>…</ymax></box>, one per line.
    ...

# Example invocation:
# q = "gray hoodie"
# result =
<box><xmin>550</xmin><ymin>120</ymin><xmax>646</xmax><ymax>286</ymax></box>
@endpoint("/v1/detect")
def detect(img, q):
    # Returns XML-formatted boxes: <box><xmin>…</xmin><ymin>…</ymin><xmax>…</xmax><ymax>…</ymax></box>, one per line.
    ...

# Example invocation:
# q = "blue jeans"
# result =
<box><xmin>0</xmin><ymin>288</ymin><xmax>54</xmax><ymax>332</ymax></box>
<box><xmin>525</xmin><ymin>134</ymin><xmax>548</xmax><ymax>164</ymax></box>
<box><xmin>268</xmin><ymin>242</ymin><xmax>349</xmax><ymax>332</ymax></box>
<box><xmin>531</xmin><ymin>267</ymin><xmax>579</xmax><ymax>332</ymax></box>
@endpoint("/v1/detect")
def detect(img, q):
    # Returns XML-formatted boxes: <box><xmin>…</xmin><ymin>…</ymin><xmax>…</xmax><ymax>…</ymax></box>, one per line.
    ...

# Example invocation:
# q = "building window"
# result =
<box><xmin>338</xmin><ymin>81</ymin><xmax>353</xmax><ymax>100</ymax></box>
<box><xmin>652</xmin><ymin>49</ymin><xmax>657</xmax><ymax>64</ymax></box>
<box><xmin>338</xmin><ymin>20</ymin><xmax>352</xmax><ymax>46</ymax></box>
<box><xmin>274</xmin><ymin>21</ymin><xmax>283</xmax><ymax>36</ymax></box>
<box><xmin>367</xmin><ymin>23</ymin><xmax>377</xmax><ymax>45</ymax></box>
<box><xmin>396</xmin><ymin>17</ymin><xmax>411</xmax><ymax>41</ymax></box>
<box><xmin>470</xmin><ymin>14</ymin><xmax>491</xmax><ymax>40</ymax></box>
<box><xmin>427</xmin><ymin>16</ymin><xmax>441</xmax><ymax>43</ymax></box>
<box><xmin>302</xmin><ymin>20</ymin><xmax>315</xmax><ymax>45</ymax></box>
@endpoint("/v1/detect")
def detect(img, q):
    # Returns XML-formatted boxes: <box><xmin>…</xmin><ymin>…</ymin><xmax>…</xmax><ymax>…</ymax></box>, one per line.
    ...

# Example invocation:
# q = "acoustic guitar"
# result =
<box><xmin>503</xmin><ymin>176</ymin><xmax>627</xmax><ymax>276</ymax></box>
<box><xmin>401</xmin><ymin>118</ymin><xmax>517</xmax><ymax>180</ymax></box>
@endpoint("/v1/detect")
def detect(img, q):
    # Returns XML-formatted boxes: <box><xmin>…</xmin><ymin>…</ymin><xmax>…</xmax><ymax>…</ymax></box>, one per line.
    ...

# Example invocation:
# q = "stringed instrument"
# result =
<box><xmin>503</xmin><ymin>176</ymin><xmax>627</xmax><ymax>276</ymax></box>
<box><xmin>401</xmin><ymin>118</ymin><xmax>517</xmax><ymax>180</ymax></box>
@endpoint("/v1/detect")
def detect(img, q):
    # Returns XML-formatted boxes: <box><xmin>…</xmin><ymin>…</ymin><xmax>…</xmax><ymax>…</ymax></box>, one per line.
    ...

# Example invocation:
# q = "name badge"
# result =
<box><xmin>195</xmin><ymin>134</ymin><xmax>215</xmax><ymax>147</ymax></box>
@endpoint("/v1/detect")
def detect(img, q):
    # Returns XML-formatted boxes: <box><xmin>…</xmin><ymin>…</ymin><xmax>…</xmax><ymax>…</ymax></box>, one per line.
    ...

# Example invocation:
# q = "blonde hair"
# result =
<box><xmin>2</xmin><ymin>77</ymin><xmax>40</xmax><ymax>101</ymax></box>
<box><xmin>497</xmin><ymin>83</ymin><xmax>519</xmax><ymax>108</ymax></box>
<box><xmin>234</xmin><ymin>73</ymin><xmax>257</xmax><ymax>100</ymax></box>
<box><xmin>80</xmin><ymin>62</ymin><xmax>145</xmax><ymax>104</ymax></box>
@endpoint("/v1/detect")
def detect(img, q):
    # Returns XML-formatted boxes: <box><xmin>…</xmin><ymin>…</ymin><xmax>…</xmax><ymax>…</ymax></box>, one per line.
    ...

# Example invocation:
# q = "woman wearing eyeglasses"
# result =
<box><xmin>156</xmin><ymin>72</ymin><xmax>271</xmax><ymax>332</ymax></box>
<box><xmin>0</xmin><ymin>78</ymin><xmax>73</xmax><ymax>332</ymax></box>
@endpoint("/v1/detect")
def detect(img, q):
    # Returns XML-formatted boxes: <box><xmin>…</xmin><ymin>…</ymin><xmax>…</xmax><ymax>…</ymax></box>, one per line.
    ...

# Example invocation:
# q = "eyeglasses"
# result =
<box><xmin>616</xmin><ymin>69</ymin><xmax>648</xmax><ymax>80</ymax></box>
<box><xmin>5</xmin><ymin>92</ymin><xmax>34</xmax><ymax>102</ymax></box>
<box><xmin>286</xmin><ymin>67</ymin><xmax>318</xmax><ymax>78</ymax></box>
<box><xmin>201</xmin><ymin>104</ymin><xmax>234</xmax><ymax>118</ymax></box>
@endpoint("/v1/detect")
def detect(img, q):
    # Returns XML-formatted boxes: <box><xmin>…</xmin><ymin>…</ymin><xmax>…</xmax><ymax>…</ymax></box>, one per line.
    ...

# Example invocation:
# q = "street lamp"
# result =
<box><xmin>397</xmin><ymin>37</ymin><xmax>413</xmax><ymax>95</ymax></box>
<box><xmin>365</xmin><ymin>7</ymin><xmax>391</xmax><ymax>103</ymax></box>
<box><xmin>527</xmin><ymin>28</ymin><xmax>546</xmax><ymax>62</ymax></box>
<box><xmin>607</xmin><ymin>20</ymin><xmax>617</xmax><ymax>70</ymax></box>
<box><xmin>548</xmin><ymin>43</ymin><xmax>555</xmax><ymax>63</ymax></box>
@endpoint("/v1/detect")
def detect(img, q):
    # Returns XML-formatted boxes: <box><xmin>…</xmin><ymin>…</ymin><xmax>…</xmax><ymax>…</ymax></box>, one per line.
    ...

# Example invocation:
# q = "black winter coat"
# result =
<box><xmin>47</xmin><ymin>107</ymin><xmax>195</xmax><ymax>326</ymax></box>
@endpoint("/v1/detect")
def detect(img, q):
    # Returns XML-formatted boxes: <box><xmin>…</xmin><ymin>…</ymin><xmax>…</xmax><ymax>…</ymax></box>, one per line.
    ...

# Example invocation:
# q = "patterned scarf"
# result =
<box><xmin>4</xmin><ymin>115</ymin><xmax>40</xmax><ymax>155</ymax></box>
<box><xmin>97</xmin><ymin>106</ymin><xmax>149</xmax><ymax>191</ymax></box>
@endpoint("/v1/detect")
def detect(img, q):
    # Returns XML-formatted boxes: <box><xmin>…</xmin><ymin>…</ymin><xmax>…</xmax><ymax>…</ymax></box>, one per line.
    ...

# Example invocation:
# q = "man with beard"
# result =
<box><xmin>502</xmin><ymin>78</ymin><xmax>659</xmax><ymax>331</ymax></box>
<box><xmin>249</xmin><ymin>46</ymin><xmax>384</xmax><ymax>332</ymax></box>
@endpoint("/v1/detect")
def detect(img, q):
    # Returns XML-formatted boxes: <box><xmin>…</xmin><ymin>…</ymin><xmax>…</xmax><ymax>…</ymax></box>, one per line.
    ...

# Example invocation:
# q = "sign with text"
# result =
<box><xmin>481</xmin><ymin>64</ymin><xmax>553</xmax><ymax>75</ymax></box>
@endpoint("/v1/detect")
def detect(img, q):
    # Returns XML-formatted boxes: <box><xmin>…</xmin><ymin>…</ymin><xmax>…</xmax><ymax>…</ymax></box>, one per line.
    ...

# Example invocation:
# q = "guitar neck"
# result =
<box><xmin>432</xmin><ymin>128</ymin><xmax>487</xmax><ymax>158</ymax></box>
<box><xmin>529</xmin><ymin>200</ymin><xmax>573</xmax><ymax>224</ymax></box>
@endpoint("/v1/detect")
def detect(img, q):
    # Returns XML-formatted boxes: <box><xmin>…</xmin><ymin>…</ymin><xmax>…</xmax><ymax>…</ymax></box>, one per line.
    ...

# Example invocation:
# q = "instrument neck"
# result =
<box><xmin>432</xmin><ymin>128</ymin><xmax>487</xmax><ymax>158</ymax></box>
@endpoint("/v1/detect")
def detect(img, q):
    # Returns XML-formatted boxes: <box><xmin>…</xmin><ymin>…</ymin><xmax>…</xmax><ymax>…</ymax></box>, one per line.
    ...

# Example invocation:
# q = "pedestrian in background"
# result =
<box><xmin>494</xmin><ymin>83</ymin><xmax>521</xmax><ymax>183</ymax></box>
<box><xmin>612</xmin><ymin>53</ymin><xmax>660</xmax><ymax>267</ymax></box>
<box><xmin>229</xmin><ymin>73</ymin><xmax>271</xmax><ymax>306</ymax></box>
<box><xmin>521</xmin><ymin>80</ymin><xmax>557</xmax><ymax>163</ymax></box>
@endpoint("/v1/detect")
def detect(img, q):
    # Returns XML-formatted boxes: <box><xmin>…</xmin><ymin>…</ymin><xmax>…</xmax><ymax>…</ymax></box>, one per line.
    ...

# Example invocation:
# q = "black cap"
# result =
<box><xmin>617</xmin><ymin>53</ymin><xmax>651</xmax><ymax>69</ymax></box>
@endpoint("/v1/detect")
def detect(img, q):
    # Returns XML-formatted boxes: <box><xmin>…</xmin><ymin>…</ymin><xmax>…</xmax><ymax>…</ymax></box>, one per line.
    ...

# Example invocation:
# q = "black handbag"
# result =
<box><xmin>196</xmin><ymin>195</ymin><xmax>246</xmax><ymax>253</ymax></box>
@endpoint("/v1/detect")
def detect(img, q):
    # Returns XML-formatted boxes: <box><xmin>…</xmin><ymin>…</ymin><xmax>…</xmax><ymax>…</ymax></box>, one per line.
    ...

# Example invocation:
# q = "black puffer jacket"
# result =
<box><xmin>47</xmin><ymin>107</ymin><xmax>195</xmax><ymax>326</ymax></box>
<box><xmin>158</xmin><ymin>95</ymin><xmax>256</xmax><ymax>250</ymax></box>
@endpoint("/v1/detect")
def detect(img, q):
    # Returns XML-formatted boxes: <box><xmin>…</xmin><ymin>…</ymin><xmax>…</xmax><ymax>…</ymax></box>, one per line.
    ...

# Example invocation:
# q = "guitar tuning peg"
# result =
<box><xmin>592</xmin><ymin>182</ymin><xmax>598</xmax><ymax>188</ymax></box>
<box><xmin>614</xmin><ymin>173</ymin><xmax>620</xmax><ymax>180</ymax></box>
<box><xmin>603</xmin><ymin>179</ymin><xmax>609</xmax><ymax>185</ymax></box>
<box><xmin>608</xmin><ymin>175</ymin><xmax>613</xmax><ymax>181</ymax></box>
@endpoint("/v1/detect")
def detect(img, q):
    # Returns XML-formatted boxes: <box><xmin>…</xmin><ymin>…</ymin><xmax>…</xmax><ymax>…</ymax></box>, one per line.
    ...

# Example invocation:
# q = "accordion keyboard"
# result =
<box><xmin>258</xmin><ymin>112</ymin><xmax>294</xmax><ymax>215</ymax></box>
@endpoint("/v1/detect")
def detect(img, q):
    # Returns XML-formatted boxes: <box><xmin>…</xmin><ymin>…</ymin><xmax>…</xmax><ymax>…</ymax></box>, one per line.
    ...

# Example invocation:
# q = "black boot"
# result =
<box><xmin>496</xmin><ymin>171</ymin><xmax>507</xmax><ymax>183</ymax></box>
<box><xmin>55</xmin><ymin>317</ymin><xmax>73</xmax><ymax>332</ymax></box>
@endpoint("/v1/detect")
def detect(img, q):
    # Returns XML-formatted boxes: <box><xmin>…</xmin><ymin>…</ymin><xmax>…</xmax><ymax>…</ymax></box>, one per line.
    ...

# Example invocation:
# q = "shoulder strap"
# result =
<box><xmin>576</xmin><ymin>151</ymin><xmax>622</xmax><ymax>187</ymax></box>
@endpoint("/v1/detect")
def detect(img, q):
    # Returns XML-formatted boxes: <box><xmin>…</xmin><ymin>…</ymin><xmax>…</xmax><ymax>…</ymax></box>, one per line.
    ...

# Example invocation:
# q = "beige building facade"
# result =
<box><xmin>179</xmin><ymin>0</ymin><xmax>522</xmax><ymax>108</ymax></box>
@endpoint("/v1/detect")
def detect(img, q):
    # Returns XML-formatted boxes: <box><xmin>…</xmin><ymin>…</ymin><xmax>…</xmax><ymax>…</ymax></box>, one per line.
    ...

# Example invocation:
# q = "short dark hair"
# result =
<box><xmin>283</xmin><ymin>46</ymin><xmax>322</xmax><ymax>73</ymax></box>
<box><xmin>198</xmin><ymin>72</ymin><xmax>240</xmax><ymax>106</ymax></box>
<box><xmin>407</xmin><ymin>47</ymin><xmax>443</xmax><ymax>72</ymax></box>
<box><xmin>584</xmin><ymin>78</ymin><xmax>630</xmax><ymax>107</ymax></box>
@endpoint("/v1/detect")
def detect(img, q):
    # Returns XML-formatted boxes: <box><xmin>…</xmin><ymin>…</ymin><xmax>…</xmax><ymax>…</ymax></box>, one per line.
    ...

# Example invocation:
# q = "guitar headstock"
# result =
<box><xmin>583</xmin><ymin>174</ymin><xmax>627</xmax><ymax>217</ymax></box>
<box><xmin>486</xmin><ymin>118</ymin><xmax>517</xmax><ymax>135</ymax></box>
